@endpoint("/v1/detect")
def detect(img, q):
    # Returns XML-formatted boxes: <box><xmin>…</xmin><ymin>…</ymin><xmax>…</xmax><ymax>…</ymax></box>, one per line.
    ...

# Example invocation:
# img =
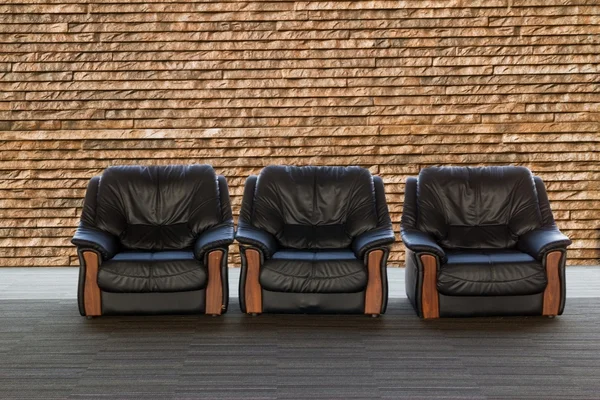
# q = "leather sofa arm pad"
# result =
<box><xmin>235</xmin><ymin>222</ymin><xmax>278</xmax><ymax>259</ymax></box>
<box><xmin>352</xmin><ymin>226</ymin><xmax>395</xmax><ymax>258</ymax></box>
<box><xmin>194</xmin><ymin>222</ymin><xmax>235</xmax><ymax>261</ymax></box>
<box><xmin>518</xmin><ymin>227</ymin><xmax>572</xmax><ymax>261</ymax></box>
<box><xmin>71</xmin><ymin>225</ymin><xmax>119</xmax><ymax>260</ymax></box>
<box><xmin>400</xmin><ymin>228</ymin><xmax>446</xmax><ymax>260</ymax></box>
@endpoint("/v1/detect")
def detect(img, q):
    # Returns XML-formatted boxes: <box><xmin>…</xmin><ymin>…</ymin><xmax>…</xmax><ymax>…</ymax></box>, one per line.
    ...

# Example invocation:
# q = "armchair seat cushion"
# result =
<box><xmin>437</xmin><ymin>250</ymin><xmax>547</xmax><ymax>296</ymax></box>
<box><xmin>260</xmin><ymin>250</ymin><xmax>367</xmax><ymax>293</ymax></box>
<box><xmin>98</xmin><ymin>251</ymin><xmax>207</xmax><ymax>293</ymax></box>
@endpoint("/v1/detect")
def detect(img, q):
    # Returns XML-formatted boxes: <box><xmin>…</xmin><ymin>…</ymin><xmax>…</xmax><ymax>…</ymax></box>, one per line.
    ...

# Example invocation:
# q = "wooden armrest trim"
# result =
<box><xmin>244</xmin><ymin>249</ymin><xmax>262</xmax><ymax>314</ymax></box>
<box><xmin>543</xmin><ymin>251</ymin><xmax>563</xmax><ymax>317</ymax></box>
<box><xmin>364</xmin><ymin>250</ymin><xmax>384</xmax><ymax>315</ymax></box>
<box><xmin>83</xmin><ymin>251</ymin><xmax>102</xmax><ymax>317</ymax></box>
<box><xmin>205</xmin><ymin>250</ymin><xmax>224</xmax><ymax>315</ymax></box>
<box><xmin>420</xmin><ymin>254</ymin><xmax>439</xmax><ymax>319</ymax></box>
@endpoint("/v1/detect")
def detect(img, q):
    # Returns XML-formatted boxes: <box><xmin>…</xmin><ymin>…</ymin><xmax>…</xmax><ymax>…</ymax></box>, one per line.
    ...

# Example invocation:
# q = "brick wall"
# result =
<box><xmin>1</xmin><ymin>0</ymin><xmax>599</xmax><ymax>267</ymax></box>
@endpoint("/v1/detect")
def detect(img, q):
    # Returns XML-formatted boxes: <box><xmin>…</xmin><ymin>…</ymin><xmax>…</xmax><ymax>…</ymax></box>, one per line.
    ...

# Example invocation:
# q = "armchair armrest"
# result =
<box><xmin>518</xmin><ymin>227</ymin><xmax>572</xmax><ymax>261</ymax></box>
<box><xmin>194</xmin><ymin>222</ymin><xmax>235</xmax><ymax>261</ymax></box>
<box><xmin>71</xmin><ymin>225</ymin><xmax>119</xmax><ymax>260</ymax></box>
<box><xmin>235</xmin><ymin>221</ymin><xmax>278</xmax><ymax>259</ymax></box>
<box><xmin>400</xmin><ymin>228</ymin><xmax>446</xmax><ymax>260</ymax></box>
<box><xmin>352</xmin><ymin>226</ymin><xmax>395</xmax><ymax>258</ymax></box>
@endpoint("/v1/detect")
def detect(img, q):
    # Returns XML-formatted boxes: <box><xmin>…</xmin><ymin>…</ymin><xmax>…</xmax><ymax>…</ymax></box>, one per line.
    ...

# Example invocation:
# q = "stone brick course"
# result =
<box><xmin>0</xmin><ymin>0</ymin><xmax>598</xmax><ymax>267</ymax></box>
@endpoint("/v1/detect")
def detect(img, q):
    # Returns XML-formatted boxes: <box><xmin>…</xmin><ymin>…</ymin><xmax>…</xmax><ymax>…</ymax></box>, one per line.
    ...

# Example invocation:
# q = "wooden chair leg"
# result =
<box><xmin>244</xmin><ymin>249</ymin><xmax>262</xmax><ymax>315</ymax></box>
<box><xmin>543</xmin><ymin>251</ymin><xmax>563</xmax><ymax>317</ymax></box>
<box><xmin>420</xmin><ymin>254</ymin><xmax>439</xmax><ymax>319</ymax></box>
<box><xmin>205</xmin><ymin>250</ymin><xmax>224</xmax><ymax>315</ymax></box>
<box><xmin>82</xmin><ymin>251</ymin><xmax>102</xmax><ymax>317</ymax></box>
<box><xmin>365</xmin><ymin>250</ymin><xmax>384</xmax><ymax>316</ymax></box>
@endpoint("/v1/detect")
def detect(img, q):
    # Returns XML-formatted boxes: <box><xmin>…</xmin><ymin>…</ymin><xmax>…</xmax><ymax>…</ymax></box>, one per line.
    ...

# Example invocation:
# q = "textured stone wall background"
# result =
<box><xmin>1</xmin><ymin>0</ymin><xmax>599</xmax><ymax>267</ymax></box>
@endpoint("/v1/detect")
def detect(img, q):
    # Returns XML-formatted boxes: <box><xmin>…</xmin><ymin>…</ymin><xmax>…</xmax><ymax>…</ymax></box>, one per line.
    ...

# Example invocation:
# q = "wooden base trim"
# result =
<box><xmin>205</xmin><ymin>250</ymin><xmax>224</xmax><ymax>315</ymax></box>
<box><xmin>364</xmin><ymin>250</ymin><xmax>384</xmax><ymax>315</ymax></box>
<box><xmin>543</xmin><ymin>251</ymin><xmax>563</xmax><ymax>317</ymax></box>
<box><xmin>244</xmin><ymin>249</ymin><xmax>262</xmax><ymax>314</ymax></box>
<box><xmin>420</xmin><ymin>254</ymin><xmax>440</xmax><ymax>319</ymax></box>
<box><xmin>83</xmin><ymin>251</ymin><xmax>102</xmax><ymax>317</ymax></box>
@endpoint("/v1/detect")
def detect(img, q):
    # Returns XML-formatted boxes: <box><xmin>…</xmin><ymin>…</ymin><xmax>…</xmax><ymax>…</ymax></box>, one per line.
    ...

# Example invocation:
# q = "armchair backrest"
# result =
<box><xmin>86</xmin><ymin>164</ymin><xmax>224</xmax><ymax>251</ymax></box>
<box><xmin>416</xmin><ymin>166</ymin><xmax>543</xmax><ymax>249</ymax></box>
<box><xmin>250</xmin><ymin>165</ymin><xmax>379</xmax><ymax>249</ymax></box>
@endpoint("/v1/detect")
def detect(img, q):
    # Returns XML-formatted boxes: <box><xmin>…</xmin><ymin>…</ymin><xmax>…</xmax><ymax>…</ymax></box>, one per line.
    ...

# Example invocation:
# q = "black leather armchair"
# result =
<box><xmin>72</xmin><ymin>165</ymin><xmax>234</xmax><ymax>317</ymax></box>
<box><xmin>401</xmin><ymin>166</ymin><xmax>571</xmax><ymax>318</ymax></box>
<box><xmin>236</xmin><ymin>165</ymin><xmax>395</xmax><ymax>315</ymax></box>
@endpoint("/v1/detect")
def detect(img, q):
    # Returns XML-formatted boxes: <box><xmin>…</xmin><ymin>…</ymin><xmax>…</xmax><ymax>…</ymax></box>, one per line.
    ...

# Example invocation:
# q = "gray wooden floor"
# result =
<box><xmin>0</xmin><ymin>266</ymin><xmax>599</xmax><ymax>300</ymax></box>
<box><xmin>1</xmin><ymin>297</ymin><xmax>600</xmax><ymax>399</ymax></box>
<box><xmin>1</xmin><ymin>267</ymin><xmax>600</xmax><ymax>400</ymax></box>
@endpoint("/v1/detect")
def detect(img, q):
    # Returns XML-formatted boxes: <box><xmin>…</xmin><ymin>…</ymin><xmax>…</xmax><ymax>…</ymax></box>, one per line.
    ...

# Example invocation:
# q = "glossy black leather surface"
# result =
<box><xmin>236</xmin><ymin>175</ymin><xmax>279</xmax><ymax>257</ymax></box>
<box><xmin>72</xmin><ymin>225</ymin><xmax>120</xmax><ymax>260</ymax></box>
<box><xmin>439</xmin><ymin>293</ymin><xmax>543</xmax><ymax>317</ymax></box>
<box><xmin>352</xmin><ymin>176</ymin><xmax>396</xmax><ymax>258</ymax></box>
<box><xmin>236</xmin><ymin>221</ymin><xmax>278</xmax><ymax>258</ymax></box>
<box><xmin>73</xmin><ymin>165</ymin><xmax>233</xmax><ymax>316</ymax></box>
<box><xmin>401</xmin><ymin>167</ymin><xmax>571</xmax><ymax>318</ymax></box>
<box><xmin>98</xmin><ymin>251</ymin><xmax>207</xmax><ymax>293</ymax></box>
<box><xmin>238</xmin><ymin>175</ymin><xmax>257</xmax><ymax>225</ymax></box>
<box><xmin>217</xmin><ymin>175</ymin><xmax>233</xmax><ymax>222</ymax></box>
<box><xmin>194</xmin><ymin>223</ymin><xmax>235</xmax><ymax>261</ymax></box>
<box><xmin>260</xmin><ymin>250</ymin><xmax>367</xmax><ymax>293</ymax></box>
<box><xmin>438</xmin><ymin>250</ymin><xmax>546</xmax><ymax>296</ymax></box>
<box><xmin>417</xmin><ymin>166</ymin><xmax>542</xmax><ymax>249</ymax></box>
<box><xmin>72</xmin><ymin>177</ymin><xmax>121</xmax><ymax>260</ymax></box>
<box><xmin>400</xmin><ymin>177</ymin><xmax>446</xmax><ymax>260</ymax></box>
<box><xmin>404</xmin><ymin>249</ymin><xmax>423</xmax><ymax>317</ymax></box>
<box><xmin>101</xmin><ymin>290</ymin><xmax>206</xmax><ymax>315</ymax></box>
<box><xmin>95</xmin><ymin>165</ymin><xmax>221</xmax><ymax>251</ymax></box>
<box><xmin>81</xmin><ymin>176</ymin><xmax>100</xmax><ymax>227</ymax></box>
<box><xmin>352</xmin><ymin>226</ymin><xmax>396</xmax><ymax>259</ymax></box>
<box><xmin>518</xmin><ymin>227</ymin><xmax>572</xmax><ymax>261</ymax></box>
<box><xmin>401</xmin><ymin>229</ymin><xmax>446</xmax><ymax>260</ymax></box>
<box><xmin>534</xmin><ymin>176</ymin><xmax>555</xmax><ymax>225</ymax></box>
<box><xmin>251</xmin><ymin>165</ymin><xmax>379</xmax><ymax>249</ymax></box>
<box><xmin>192</xmin><ymin>174</ymin><xmax>236</xmax><ymax>261</ymax></box>
<box><xmin>261</xmin><ymin>290</ymin><xmax>365</xmax><ymax>314</ymax></box>
<box><xmin>236</xmin><ymin>165</ymin><xmax>393</xmax><ymax>314</ymax></box>
<box><xmin>76</xmin><ymin>249</ymin><xmax>92</xmax><ymax>316</ymax></box>
<box><xmin>377</xmin><ymin>248</ymin><xmax>391</xmax><ymax>314</ymax></box>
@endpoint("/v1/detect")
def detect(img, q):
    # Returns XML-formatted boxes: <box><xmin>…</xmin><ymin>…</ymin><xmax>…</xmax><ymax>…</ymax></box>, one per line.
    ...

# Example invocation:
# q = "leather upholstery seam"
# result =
<box><xmin>100</xmin><ymin>267</ymin><xmax>204</xmax><ymax>279</ymax></box>
<box><xmin>439</xmin><ymin>271</ymin><xmax>546</xmax><ymax>284</ymax></box>
<box><xmin>262</xmin><ymin>266</ymin><xmax>365</xmax><ymax>279</ymax></box>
